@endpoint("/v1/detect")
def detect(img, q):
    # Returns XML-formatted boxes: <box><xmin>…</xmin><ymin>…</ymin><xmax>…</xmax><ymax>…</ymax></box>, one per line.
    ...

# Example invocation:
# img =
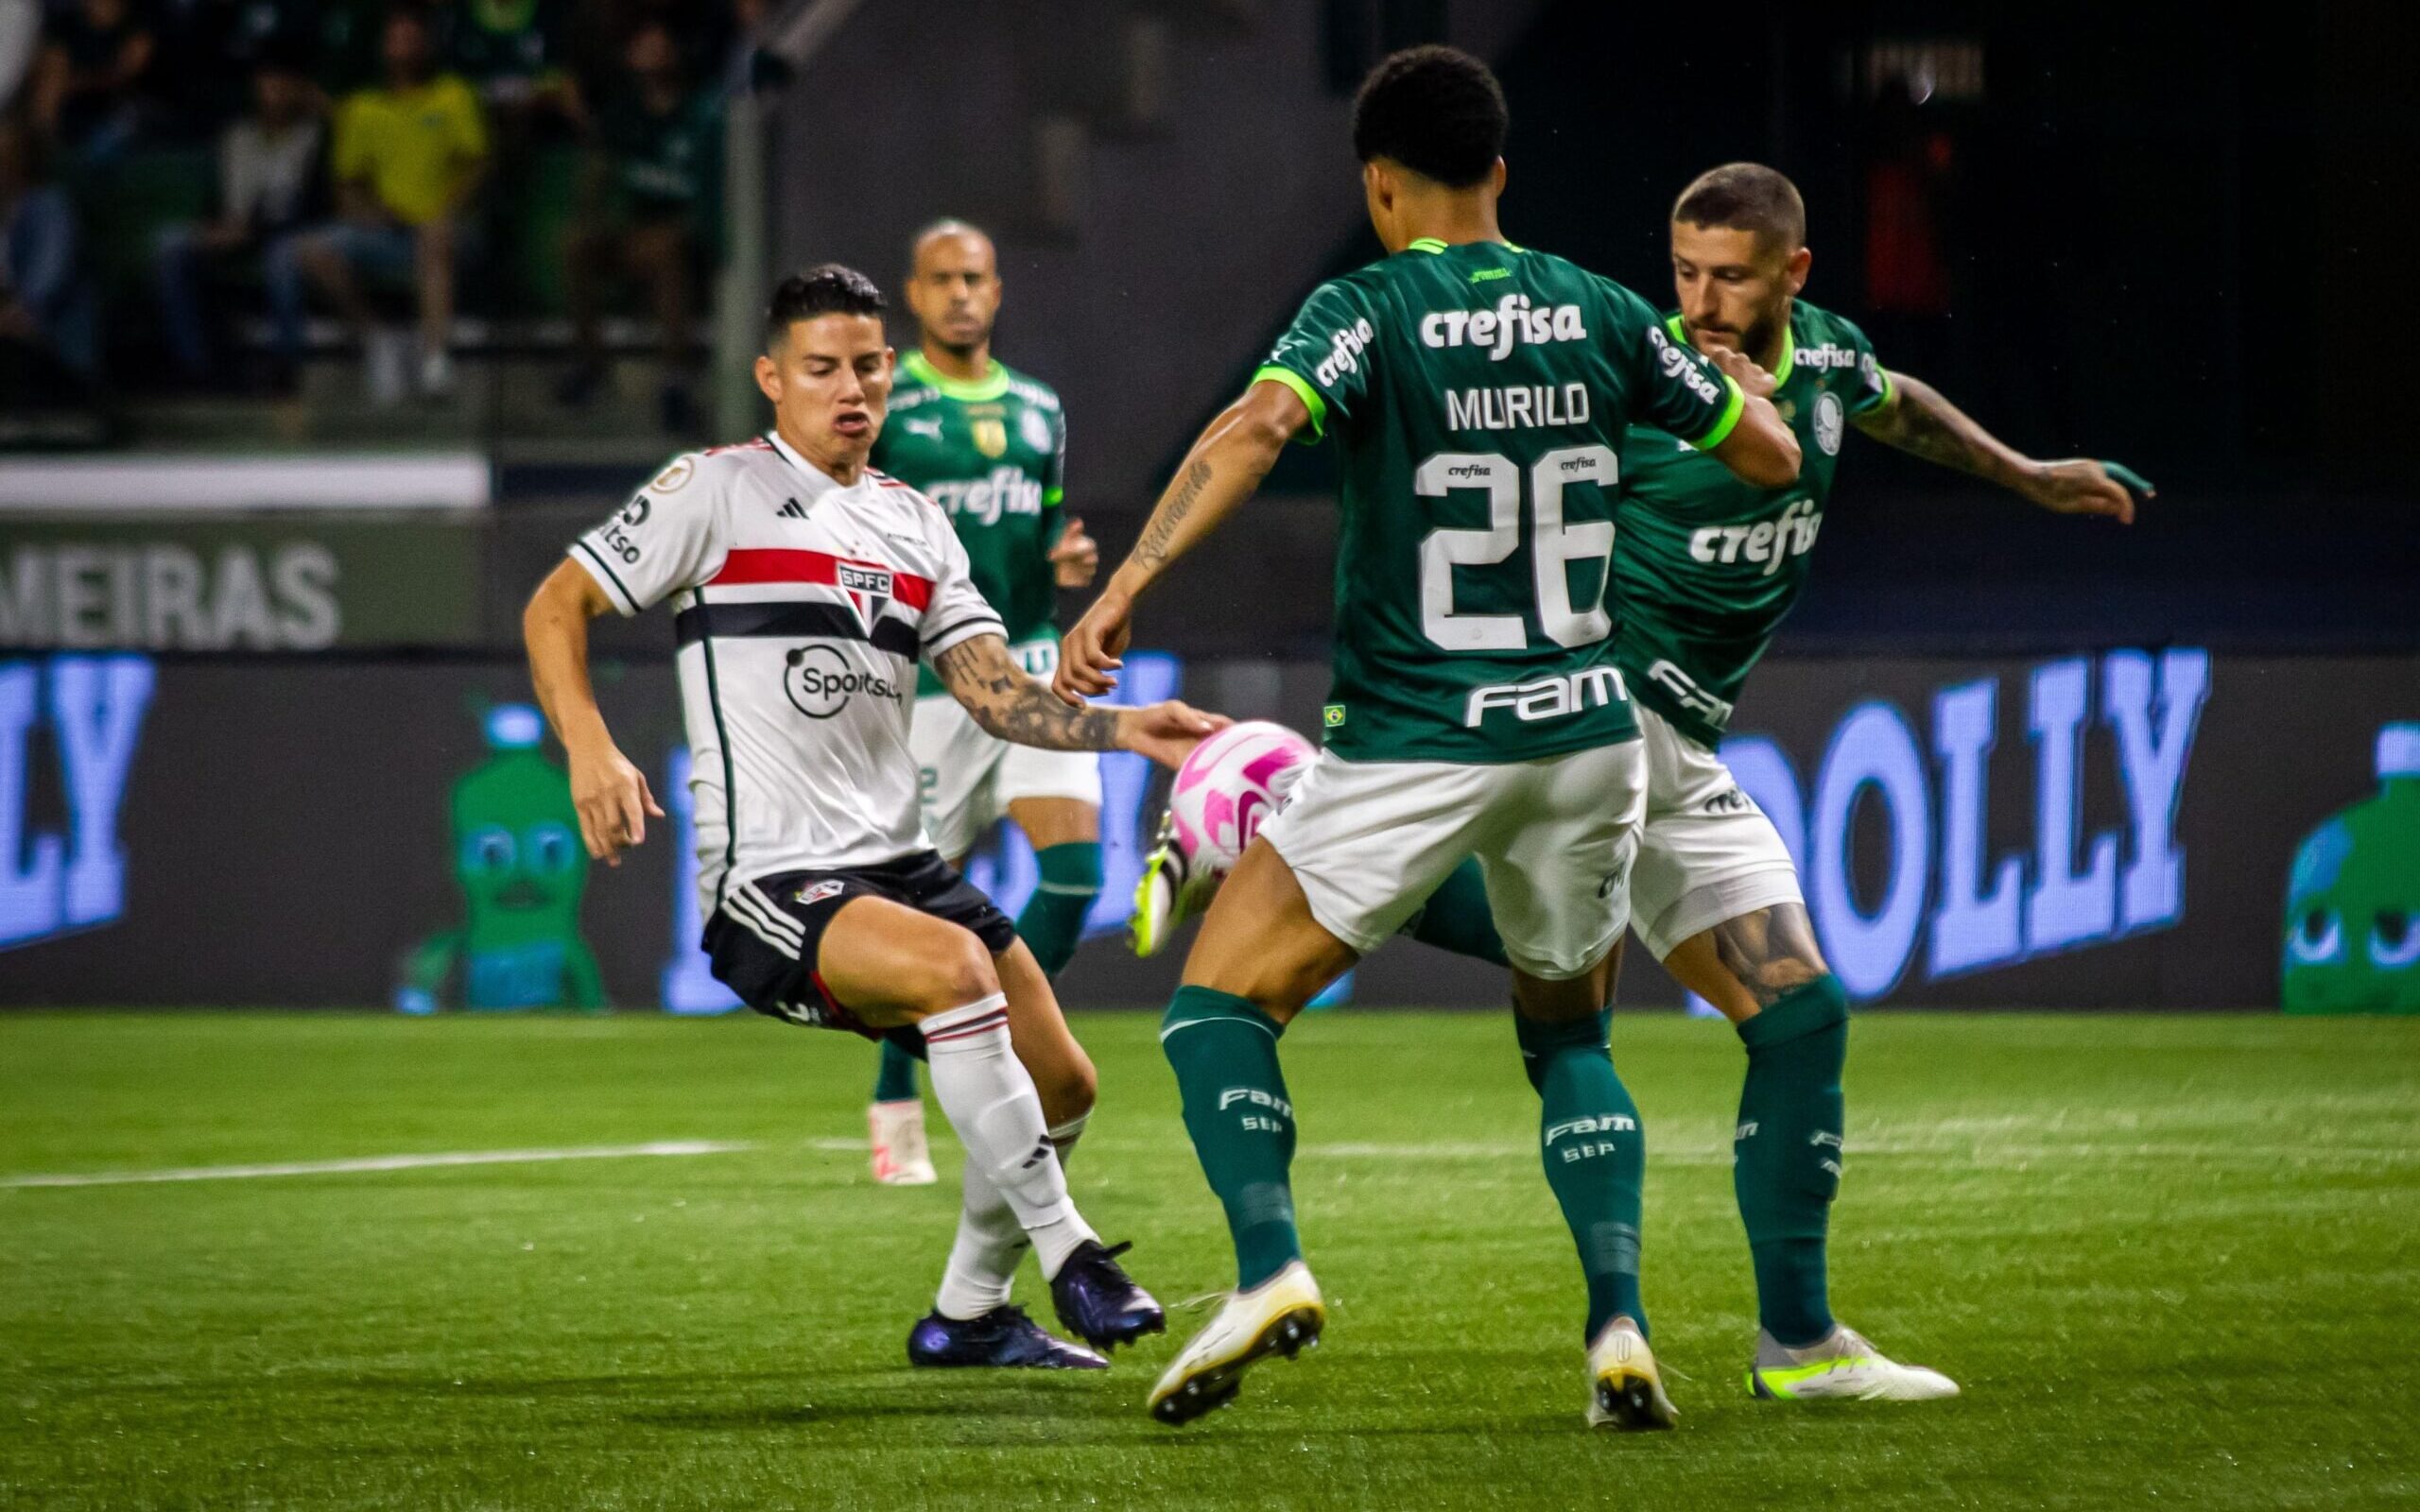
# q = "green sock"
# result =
<box><xmin>1734</xmin><ymin>974</ymin><xmax>1849</xmax><ymax>1348</ymax></box>
<box><xmin>1162</xmin><ymin>986</ymin><xmax>1301</xmax><ymax>1289</ymax></box>
<box><xmin>1015</xmin><ymin>842</ymin><xmax>1101</xmax><ymax>977</ymax></box>
<box><xmin>1401</xmin><ymin>857</ymin><xmax>1509</xmax><ymax>967</ymax></box>
<box><xmin>871</xmin><ymin>1037</ymin><xmax>919</xmax><ymax>1103</ymax></box>
<box><xmin>1517</xmin><ymin>1008</ymin><xmax>1647</xmax><ymax>1341</ymax></box>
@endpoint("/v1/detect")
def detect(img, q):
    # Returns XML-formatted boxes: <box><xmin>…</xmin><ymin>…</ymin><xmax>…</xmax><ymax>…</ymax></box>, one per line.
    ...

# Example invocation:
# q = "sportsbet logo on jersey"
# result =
<box><xmin>783</xmin><ymin>644</ymin><xmax>901</xmax><ymax>719</ymax></box>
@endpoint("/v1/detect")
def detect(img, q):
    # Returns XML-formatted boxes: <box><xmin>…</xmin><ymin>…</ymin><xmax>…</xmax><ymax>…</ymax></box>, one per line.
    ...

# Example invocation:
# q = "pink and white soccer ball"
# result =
<box><xmin>1166</xmin><ymin>720</ymin><xmax>1316</xmax><ymax>875</ymax></box>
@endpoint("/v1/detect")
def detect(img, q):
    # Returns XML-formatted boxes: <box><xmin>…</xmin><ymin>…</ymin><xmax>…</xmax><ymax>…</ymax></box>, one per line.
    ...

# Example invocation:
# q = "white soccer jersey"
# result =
<box><xmin>570</xmin><ymin>431</ymin><xmax>1006</xmax><ymax>914</ymax></box>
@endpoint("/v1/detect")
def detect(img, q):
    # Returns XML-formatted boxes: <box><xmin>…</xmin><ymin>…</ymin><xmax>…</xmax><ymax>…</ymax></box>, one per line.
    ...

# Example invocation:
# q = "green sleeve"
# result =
<box><xmin>1835</xmin><ymin>313</ymin><xmax>1895</xmax><ymax>416</ymax></box>
<box><xmin>1043</xmin><ymin>406</ymin><xmax>1066</xmax><ymax>507</ymax></box>
<box><xmin>1605</xmin><ymin>279</ymin><xmax>1741</xmax><ymax>449</ymax></box>
<box><xmin>1254</xmin><ymin>278</ymin><xmax>1378</xmax><ymax>443</ymax></box>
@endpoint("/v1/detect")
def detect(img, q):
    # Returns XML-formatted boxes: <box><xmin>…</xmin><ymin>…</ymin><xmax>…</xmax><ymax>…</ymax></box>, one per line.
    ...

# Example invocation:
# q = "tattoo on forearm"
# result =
<box><xmin>931</xmin><ymin>636</ymin><xmax>1122</xmax><ymax>751</ymax></box>
<box><xmin>1874</xmin><ymin>379</ymin><xmax>2036</xmax><ymax>488</ymax></box>
<box><xmin>1131</xmin><ymin>459</ymin><xmax>1213</xmax><ymax>575</ymax></box>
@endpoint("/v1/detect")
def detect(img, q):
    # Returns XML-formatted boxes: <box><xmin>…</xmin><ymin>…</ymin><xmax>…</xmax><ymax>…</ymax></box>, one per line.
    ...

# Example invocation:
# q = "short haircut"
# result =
<box><xmin>1351</xmin><ymin>45</ymin><xmax>1507</xmax><ymax>189</ymax></box>
<box><xmin>1671</xmin><ymin>163</ymin><xmax>1806</xmax><ymax>251</ymax></box>
<box><xmin>908</xmin><ymin>217</ymin><xmax>990</xmax><ymax>268</ymax></box>
<box><xmin>765</xmin><ymin>264</ymin><xmax>886</xmax><ymax>343</ymax></box>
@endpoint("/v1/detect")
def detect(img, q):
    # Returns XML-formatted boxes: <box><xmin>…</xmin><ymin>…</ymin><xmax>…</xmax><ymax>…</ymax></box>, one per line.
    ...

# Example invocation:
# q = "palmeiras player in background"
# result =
<box><xmin>525</xmin><ymin>264</ymin><xmax>1222</xmax><ymax>1369</ymax></box>
<box><xmin>1608</xmin><ymin>161</ymin><xmax>2146</xmax><ymax>1400</ymax></box>
<box><xmin>858</xmin><ymin>219</ymin><xmax>1104</xmax><ymax>1188</ymax></box>
<box><xmin>1059</xmin><ymin>48</ymin><xmax>1803</xmax><ymax>1428</ymax></box>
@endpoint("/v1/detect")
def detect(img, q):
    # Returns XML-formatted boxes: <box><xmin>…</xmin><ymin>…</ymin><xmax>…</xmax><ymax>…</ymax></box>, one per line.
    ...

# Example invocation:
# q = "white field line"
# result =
<box><xmin>2</xmin><ymin>1140</ymin><xmax>755</xmax><ymax>1190</ymax></box>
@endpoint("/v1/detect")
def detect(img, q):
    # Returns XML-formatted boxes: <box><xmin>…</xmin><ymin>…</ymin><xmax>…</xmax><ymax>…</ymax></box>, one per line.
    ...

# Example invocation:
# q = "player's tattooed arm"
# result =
<box><xmin>1856</xmin><ymin>371</ymin><xmax>2140</xmax><ymax>522</ymax></box>
<box><xmin>932</xmin><ymin>633</ymin><xmax>1228</xmax><ymax>765</ymax></box>
<box><xmin>1056</xmin><ymin>379</ymin><xmax>1308</xmax><ymax>702</ymax></box>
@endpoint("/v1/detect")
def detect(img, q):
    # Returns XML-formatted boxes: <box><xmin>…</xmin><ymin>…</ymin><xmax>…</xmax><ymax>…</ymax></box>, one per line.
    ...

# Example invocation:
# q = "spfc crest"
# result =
<box><xmin>834</xmin><ymin>560</ymin><xmax>895</xmax><ymax>631</ymax></box>
<box><xmin>971</xmin><ymin>418</ymin><xmax>1008</xmax><ymax>458</ymax></box>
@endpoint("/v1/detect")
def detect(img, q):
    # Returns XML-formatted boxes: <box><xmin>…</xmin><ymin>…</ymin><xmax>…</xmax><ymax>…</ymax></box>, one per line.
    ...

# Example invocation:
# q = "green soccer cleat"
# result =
<box><xmin>1584</xmin><ymin>1317</ymin><xmax>1679</xmax><ymax>1430</ymax></box>
<box><xmin>1747</xmin><ymin>1324</ymin><xmax>1960</xmax><ymax>1401</ymax></box>
<box><xmin>1147</xmin><ymin>1261</ymin><xmax>1325</xmax><ymax>1426</ymax></box>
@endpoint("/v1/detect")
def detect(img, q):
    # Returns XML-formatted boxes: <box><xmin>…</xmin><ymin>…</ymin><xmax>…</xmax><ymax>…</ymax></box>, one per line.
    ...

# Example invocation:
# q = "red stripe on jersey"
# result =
<box><xmin>710</xmin><ymin>549</ymin><xmax>935</xmax><ymax>609</ymax></box>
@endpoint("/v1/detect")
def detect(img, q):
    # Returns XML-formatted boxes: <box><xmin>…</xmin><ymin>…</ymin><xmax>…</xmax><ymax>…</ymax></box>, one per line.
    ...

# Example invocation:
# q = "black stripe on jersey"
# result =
<box><xmin>921</xmin><ymin>613</ymin><xmax>1007</xmax><ymax>652</ymax></box>
<box><xmin>674</xmin><ymin>601</ymin><xmax>921</xmax><ymax>660</ymax></box>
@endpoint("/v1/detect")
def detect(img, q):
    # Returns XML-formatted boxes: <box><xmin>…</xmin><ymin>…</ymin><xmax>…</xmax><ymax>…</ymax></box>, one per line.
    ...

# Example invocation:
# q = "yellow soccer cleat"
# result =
<box><xmin>1147</xmin><ymin>1261</ymin><xmax>1326</xmax><ymax>1426</ymax></box>
<box><xmin>1585</xmin><ymin>1317</ymin><xmax>1680</xmax><ymax>1430</ymax></box>
<box><xmin>1130</xmin><ymin>813</ymin><xmax>1216</xmax><ymax>959</ymax></box>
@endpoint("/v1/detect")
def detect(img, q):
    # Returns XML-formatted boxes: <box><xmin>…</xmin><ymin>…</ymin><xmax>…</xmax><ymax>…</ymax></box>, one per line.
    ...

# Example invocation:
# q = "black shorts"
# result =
<box><xmin>702</xmin><ymin>851</ymin><xmax>1018</xmax><ymax>1044</ymax></box>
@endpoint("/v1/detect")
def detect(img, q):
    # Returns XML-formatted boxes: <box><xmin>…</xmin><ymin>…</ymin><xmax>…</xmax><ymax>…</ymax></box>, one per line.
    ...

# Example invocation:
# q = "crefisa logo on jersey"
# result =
<box><xmin>784</xmin><ymin>644</ymin><xmax>900</xmax><ymax>718</ymax></box>
<box><xmin>1312</xmin><ymin>318</ymin><xmax>1375</xmax><ymax>387</ymax></box>
<box><xmin>1421</xmin><ymin>294</ymin><xmax>1587</xmax><ymax>362</ymax></box>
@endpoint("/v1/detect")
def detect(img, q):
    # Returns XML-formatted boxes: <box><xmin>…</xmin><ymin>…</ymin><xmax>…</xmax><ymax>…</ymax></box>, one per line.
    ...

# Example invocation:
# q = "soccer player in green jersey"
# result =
<box><xmin>858</xmin><ymin>220</ymin><xmax>1104</xmax><ymax>1188</ymax></box>
<box><xmin>1616</xmin><ymin>163</ymin><xmax>2146</xmax><ymax>1401</ymax></box>
<box><xmin>1057</xmin><ymin>48</ymin><xmax>1802</xmax><ymax>1429</ymax></box>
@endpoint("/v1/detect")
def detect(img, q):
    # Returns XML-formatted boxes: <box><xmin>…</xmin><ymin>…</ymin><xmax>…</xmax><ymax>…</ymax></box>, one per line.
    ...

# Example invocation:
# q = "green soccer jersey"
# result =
<box><xmin>1257</xmin><ymin>237</ymin><xmax>1747</xmax><ymax>764</ymax></box>
<box><xmin>1613</xmin><ymin>300</ymin><xmax>1893</xmax><ymax>748</ymax></box>
<box><xmin>873</xmin><ymin>350</ymin><xmax>1069</xmax><ymax>696</ymax></box>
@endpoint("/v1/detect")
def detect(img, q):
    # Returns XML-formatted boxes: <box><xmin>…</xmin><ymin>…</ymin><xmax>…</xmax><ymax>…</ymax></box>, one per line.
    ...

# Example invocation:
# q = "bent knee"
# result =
<box><xmin>916</xmin><ymin>929</ymin><xmax>1002</xmax><ymax>1010</ymax></box>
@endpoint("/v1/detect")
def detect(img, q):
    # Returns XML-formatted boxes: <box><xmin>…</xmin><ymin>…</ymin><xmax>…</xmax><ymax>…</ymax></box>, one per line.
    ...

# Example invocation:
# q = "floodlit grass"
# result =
<box><xmin>4</xmin><ymin>1009</ymin><xmax>2416</xmax><ymax>1510</ymax></box>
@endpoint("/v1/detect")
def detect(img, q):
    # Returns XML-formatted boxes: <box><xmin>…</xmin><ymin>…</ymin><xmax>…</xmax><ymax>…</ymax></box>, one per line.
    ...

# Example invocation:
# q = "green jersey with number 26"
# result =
<box><xmin>1257</xmin><ymin>238</ymin><xmax>1747</xmax><ymax>764</ymax></box>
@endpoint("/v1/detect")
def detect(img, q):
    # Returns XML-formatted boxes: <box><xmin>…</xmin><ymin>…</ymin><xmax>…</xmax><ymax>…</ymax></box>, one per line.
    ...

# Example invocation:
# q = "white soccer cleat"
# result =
<box><xmin>1130</xmin><ymin>814</ymin><xmax>1216</xmax><ymax>959</ymax></box>
<box><xmin>868</xmin><ymin>1098</ymin><xmax>937</xmax><ymax>1186</ymax></box>
<box><xmin>1147</xmin><ymin>1261</ymin><xmax>1325</xmax><ymax>1426</ymax></box>
<box><xmin>1585</xmin><ymin>1317</ymin><xmax>1679</xmax><ymax>1430</ymax></box>
<box><xmin>1747</xmin><ymin>1324</ymin><xmax>1960</xmax><ymax>1401</ymax></box>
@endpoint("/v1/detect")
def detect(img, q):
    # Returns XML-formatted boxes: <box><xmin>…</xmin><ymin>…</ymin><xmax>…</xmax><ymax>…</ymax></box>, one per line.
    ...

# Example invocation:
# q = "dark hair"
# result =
<box><xmin>1671</xmin><ymin>163</ymin><xmax>1806</xmax><ymax>251</ymax></box>
<box><xmin>765</xmin><ymin>264</ymin><xmax>887</xmax><ymax>343</ymax></box>
<box><xmin>1351</xmin><ymin>45</ymin><xmax>1508</xmax><ymax>189</ymax></box>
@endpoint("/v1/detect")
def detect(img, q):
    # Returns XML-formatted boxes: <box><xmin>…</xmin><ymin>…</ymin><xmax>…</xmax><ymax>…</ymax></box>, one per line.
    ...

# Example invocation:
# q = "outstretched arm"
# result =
<box><xmin>1054</xmin><ymin>379</ymin><xmax>1309</xmax><ymax>701</ymax></box>
<box><xmin>1854</xmin><ymin>370</ymin><xmax>2146</xmax><ymax>523</ymax></box>
<box><xmin>932</xmin><ymin>632</ymin><xmax>1225</xmax><ymax>768</ymax></box>
<box><xmin>523</xmin><ymin>559</ymin><xmax>663</xmax><ymax>866</ymax></box>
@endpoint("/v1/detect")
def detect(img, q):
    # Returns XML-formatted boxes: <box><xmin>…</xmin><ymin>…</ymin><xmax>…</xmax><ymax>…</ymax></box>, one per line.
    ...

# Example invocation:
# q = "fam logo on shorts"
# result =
<box><xmin>784</xmin><ymin>644</ymin><xmax>902</xmax><ymax>718</ymax></box>
<box><xmin>1813</xmin><ymin>390</ymin><xmax>1845</xmax><ymax>456</ymax></box>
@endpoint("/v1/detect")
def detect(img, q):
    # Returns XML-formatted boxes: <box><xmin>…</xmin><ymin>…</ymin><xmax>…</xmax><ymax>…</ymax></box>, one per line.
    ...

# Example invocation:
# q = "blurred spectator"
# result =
<box><xmin>0</xmin><ymin>2</ymin><xmax>41</xmax><ymax>109</ymax></box>
<box><xmin>557</xmin><ymin>19</ymin><xmax>717</xmax><ymax>431</ymax></box>
<box><xmin>31</xmin><ymin>0</ymin><xmax>158</xmax><ymax>158</ymax></box>
<box><xmin>150</xmin><ymin>46</ymin><xmax>324</xmax><ymax>387</ymax></box>
<box><xmin>267</xmin><ymin>5</ymin><xmax>484</xmax><ymax>404</ymax></box>
<box><xmin>0</xmin><ymin>113</ymin><xmax>100</xmax><ymax>402</ymax></box>
<box><xmin>445</xmin><ymin>0</ymin><xmax>579</xmax><ymax>129</ymax></box>
<box><xmin>151</xmin><ymin>0</ymin><xmax>334</xmax><ymax>137</ymax></box>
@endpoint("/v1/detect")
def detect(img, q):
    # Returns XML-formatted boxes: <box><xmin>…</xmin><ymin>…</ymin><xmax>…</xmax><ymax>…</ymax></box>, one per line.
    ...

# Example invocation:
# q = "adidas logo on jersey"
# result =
<box><xmin>776</xmin><ymin>498</ymin><xmax>807</xmax><ymax>519</ymax></box>
<box><xmin>1421</xmin><ymin>294</ymin><xmax>1587</xmax><ymax>362</ymax></box>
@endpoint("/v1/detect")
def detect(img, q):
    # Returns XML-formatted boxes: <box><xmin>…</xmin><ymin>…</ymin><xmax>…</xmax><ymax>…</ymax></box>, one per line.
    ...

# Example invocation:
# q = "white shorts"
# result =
<box><xmin>1629</xmin><ymin>702</ymin><xmax>1804</xmax><ymax>962</ymax></box>
<box><xmin>911</xmin><ymin>694</ymin><xmax>1104</xmax><ymax>860</ymax></box>
<box><xmin>1257</xmin><ymin>742</ymin><xmax>1647</xmax><ymax>981</ymax></box>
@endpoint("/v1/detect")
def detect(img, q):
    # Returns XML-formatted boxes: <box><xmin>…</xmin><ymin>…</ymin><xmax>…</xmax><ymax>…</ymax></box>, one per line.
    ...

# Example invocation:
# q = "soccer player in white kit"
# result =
<box><xmin>523</xmin><ymin>265</ymin><xmax>1222</xmax><ymax>1369</ymax></box>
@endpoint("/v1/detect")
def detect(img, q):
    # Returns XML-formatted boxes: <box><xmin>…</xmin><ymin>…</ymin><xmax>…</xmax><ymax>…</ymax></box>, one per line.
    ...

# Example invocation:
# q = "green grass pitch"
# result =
<box><xmin>5</xmin><ymin>1009</ymin><xmax>2416</xmax><ymax>1510</ymax></box>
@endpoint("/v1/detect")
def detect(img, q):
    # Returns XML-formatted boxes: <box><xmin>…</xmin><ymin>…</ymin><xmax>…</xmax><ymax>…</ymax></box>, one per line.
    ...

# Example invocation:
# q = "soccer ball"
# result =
<box><xmin>1166</xmin><ymin>720</ymin><xmax>1316</xmax><ymax>876</ymax></box>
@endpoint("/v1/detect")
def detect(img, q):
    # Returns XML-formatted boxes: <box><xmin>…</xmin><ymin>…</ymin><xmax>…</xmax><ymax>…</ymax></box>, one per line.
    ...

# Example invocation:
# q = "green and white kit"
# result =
<box><xmin>873</xmin><ymin>352</ymin><xmax>1099</xmax><ymax>856</ymax></box>
<box><xmin>1251</xmin><ymin>237</ymin><xmax>1745</xmax><ymax>974</ymax></box>
<box><xmin>1614</xmin><ymin>299</ymin><xmax>1893</xmax><ymax>957</ymax></box>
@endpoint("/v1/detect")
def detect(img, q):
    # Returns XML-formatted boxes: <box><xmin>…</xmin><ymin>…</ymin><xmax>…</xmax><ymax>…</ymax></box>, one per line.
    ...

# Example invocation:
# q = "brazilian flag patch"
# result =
<box><xmin>1322</xmin><ymin>704</ymin><xmax>1346</xmax><ymax>728</ymax></box>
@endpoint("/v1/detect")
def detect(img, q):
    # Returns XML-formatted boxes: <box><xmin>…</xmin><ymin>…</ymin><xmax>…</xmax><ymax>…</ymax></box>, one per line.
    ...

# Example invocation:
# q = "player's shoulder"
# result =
<box><xmin>1790</xmin><ymin>298</ymin><xmax>1876</xmax><ymax>358</ymax></box>
<box><xmin>862</xmin><ymin>467</ymin><xmax>948</xmax><ymax>519</ymax></box>
<box><xmin>996</xmin><ymin>360</ymin><xmax>1063</xmax><ymax>413</ymax></box>
<box><xmin>641</xmin><ymin>436</ymin><xmax>777</xmax><ymax>498</ymax></box>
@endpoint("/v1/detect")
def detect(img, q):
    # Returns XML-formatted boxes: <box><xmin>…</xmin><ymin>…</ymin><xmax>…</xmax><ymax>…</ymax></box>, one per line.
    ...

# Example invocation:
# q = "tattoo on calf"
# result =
<box><xmin>932</xmin><ymin>636</ymin><xmax>1122</xmax><ymax>752</ymax></box>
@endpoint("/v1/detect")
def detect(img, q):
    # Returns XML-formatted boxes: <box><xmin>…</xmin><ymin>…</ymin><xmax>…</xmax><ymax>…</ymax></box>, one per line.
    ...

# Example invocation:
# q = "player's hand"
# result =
<box><xmin>1703</xmin><ymin>342</ymin><xmax>1781</xmax><ymax>400</ymax></box>
<box><xmin>2021</xmin><ymin>457</ymin><xmax>2149</xmax><ymax>524</ymax></box>
<box><xmin>1057</xmin><ymin>588</ymin><xmax>1133</xmax><ymax>704</ymax></box>
<box><xmin>1115</xmin><ymin>700</ymin><xmax>1231</xmax><ymax>769</ymax></box>
<box><xmin>568</xmin><ymin>743</ymin><xmax>665</xmax><ymax>866</ymax></box>
<box><xmin>1049</xmin><ymin>515</ymin><xmax>1099</xmax><ymax>589</ymax></box>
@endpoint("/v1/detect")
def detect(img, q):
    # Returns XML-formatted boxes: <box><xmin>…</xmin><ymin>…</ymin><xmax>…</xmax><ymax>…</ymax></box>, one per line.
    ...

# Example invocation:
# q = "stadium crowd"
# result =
<box><xmin>0</xmin><ymin>0</ymin><xmax>764</xmax><ymax>423</ymax></box>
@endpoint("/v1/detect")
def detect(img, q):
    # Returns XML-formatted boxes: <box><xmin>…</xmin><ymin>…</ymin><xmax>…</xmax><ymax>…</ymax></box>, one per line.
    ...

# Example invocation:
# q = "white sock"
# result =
<box><xmin>920</xmin><ymin>994</ymin><xmax>1097</xmax><ymax>1278</ymax></box>
<box><xmin>935</xmin><ymin>1157</ymin><xmax>1028</xmax><ymax>1321</ymax></box>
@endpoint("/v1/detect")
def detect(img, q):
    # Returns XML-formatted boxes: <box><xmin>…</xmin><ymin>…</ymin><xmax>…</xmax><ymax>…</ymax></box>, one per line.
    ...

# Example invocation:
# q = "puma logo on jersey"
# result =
<box><xmin>1688</xmin><ymin>498</ymin><xmax>1823</xmax><ymax>576</ymax></box>
<box><xmin>1464</xmin><ymin>666</ymin><xmax>1626</xmax><ymax>728</ymax></box>
<box><xmin>1420</xmin><ymin>294</ymin><xmax>1587</xmax><ymax>362</ymax></box>
<box><xmin>900</xmin><ymin>416</ymin><xmax>944</xmax><ymax>439</ymax></box>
